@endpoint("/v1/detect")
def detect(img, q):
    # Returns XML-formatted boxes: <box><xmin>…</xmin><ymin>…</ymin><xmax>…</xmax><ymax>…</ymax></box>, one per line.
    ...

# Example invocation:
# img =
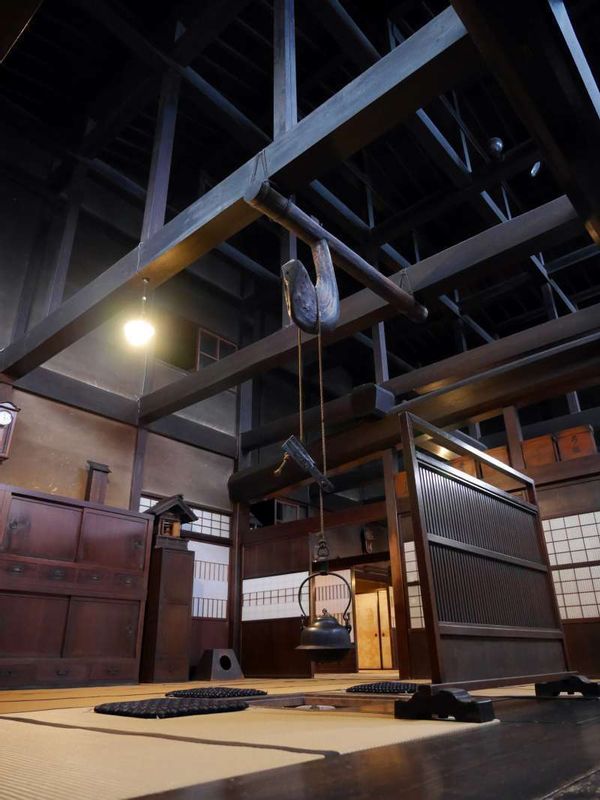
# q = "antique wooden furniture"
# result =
<box><xmin>398</xmin><ymin>413</ymin><xmax>571</xmax><ymax>690</ymax></box>
<box><xmin>0</xmin><ymin>482</ymin><xmax>152</xmax><ymax>688</ymax></box>
<box><xmin>556</xmin><ymin>425</ymin><xmax>597</xmax><ymax>461</ymax></box>
<box><xmin>140</xmin><ymin>495</ymin><xmax>195</xmax><ymax>682</ymax></box>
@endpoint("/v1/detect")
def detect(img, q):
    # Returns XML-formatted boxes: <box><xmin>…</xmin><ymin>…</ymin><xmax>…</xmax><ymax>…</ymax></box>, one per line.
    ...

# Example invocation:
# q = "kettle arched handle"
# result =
<box><xmin>297</xmin><ymin>570</ymin><xmax>353</xmax><ymax>630</ymax></box>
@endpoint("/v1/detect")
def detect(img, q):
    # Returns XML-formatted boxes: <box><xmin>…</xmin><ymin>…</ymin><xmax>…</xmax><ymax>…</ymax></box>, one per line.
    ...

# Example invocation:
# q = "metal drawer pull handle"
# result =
<box><xmin>8</xmin><ymin>521</ymin><xmax>18</xmax><ymax>530</ymax></box>
<box><xmin>9</xmin><ymin>565</ymin><xmax>24</xmax><ymax>574</ymax></box>
<box><xmin>123</xmin><ymin>576</ymin><xmax>133</xmax><ymax>585</ymax></box>
<box><xmin>56</xmin><ymin>669</ymin><xmax>69</xmax><ymax>676</ymax></box>
<box><xmin>133</xmin><ymin>540</ymin><xmax>143</xmax><ymax>549</ymax></box>
<box><xmin>90</xmin><ymin>574</ymin><xmax>101</xmax><ymax>581</ymax></box>
<box><xmin>51</xmin><ymin>569</ymin><xmax>65</xmax><ymax>579</ymax></box>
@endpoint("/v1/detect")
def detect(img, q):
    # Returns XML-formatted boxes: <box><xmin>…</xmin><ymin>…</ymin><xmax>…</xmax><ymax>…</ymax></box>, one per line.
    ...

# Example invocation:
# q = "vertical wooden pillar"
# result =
<box><xmin>541</xmin><ymin>283</ymin><xmax>581</xmax><ymax>413</ymax></box>
<box><xmin>503</xmin><ymin>405</ymin><xmax>525</xmax><ymax>471</ymax></box>
<box><xmin>46</xmin><ymin>162</ymin><xmax>87</xmax><ymax>314</ymax></box>
<box><xmin>230</xmin><ymin>289</ymin><xmax>260</xmax><ymax>653</ymax></box>
<box><xmin>228</xmin><ymin>502</ymin><xmax>248</xmax><ymax>654</ymax></box>
<box><xmin>399</xmin><ymin>413</ymin><xmax>443</xmax><ymax>684</ymax></box>
<box><xmin>141</xmin><ymin>69</ymin><xmax>180</xmax><ymax>242</ymax></box>
<box><xmin>274</xmin><ymin>0</ymin><xmax>297</xmax><ymax>326</ymax></box>
<box><xmin>382</xmin><ymin>450</ymin><xmax>411</xmax><ymax>677</ymax></box>
<box><xmin>454</xmin><ymin>318</ymin><xmax>481</xmax><ymax>440</ymax></box>
<box><xmin>129</xmin><ymin>67</ymin><xmax>180</xmax><ymax>511</ymax></box>
<box><xmin>129</xmin><ymin>428</ymin><xmax>148</xmax><ymax>511</ymax></box>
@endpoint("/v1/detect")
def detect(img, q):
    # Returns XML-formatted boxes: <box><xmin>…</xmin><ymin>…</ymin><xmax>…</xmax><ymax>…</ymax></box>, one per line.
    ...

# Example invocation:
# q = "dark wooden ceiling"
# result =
<box><xmin>1</xmin><ymin>0</ymin><xmax>599</xmax><ymax>422</ymax></box>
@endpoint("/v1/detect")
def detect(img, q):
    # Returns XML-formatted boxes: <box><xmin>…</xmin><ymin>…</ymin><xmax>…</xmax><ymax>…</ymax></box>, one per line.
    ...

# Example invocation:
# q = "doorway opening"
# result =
<box><xmin>353</xmin><ymin>563</ymin><xmax>396</xmax><ymax>671</ymax></box>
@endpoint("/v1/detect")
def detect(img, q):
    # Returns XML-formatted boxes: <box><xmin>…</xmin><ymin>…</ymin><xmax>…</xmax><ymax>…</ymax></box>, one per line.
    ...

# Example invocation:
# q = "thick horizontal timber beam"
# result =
<box><xmin>245</xmin><ymin>182</ymin><xmax>428</xmax><ymax>322</ymax></box>
<box><xmin>0</xmin><ymin>8</ymin><xmax>475</xmax><ymax>380</ymax></box>
<box><xmin>15</xmin><ymin>368</ymin><xmax>236</xmax><ymax>458</ymax></box>
<box><xmin>245</xmin><ymin>299</ymin><xmax>600</xmax><ymax>450</ymax></box>
<box><xmin>241</xmin><ymin>382</ymin><xmax>394</xmax><ymax>451</ymax></box>
<box><xmin>229</xmin><ymin>331</ymin><xmax>600</xmax><ymax>502</ymax></box>
<box><xmin>244</xmin><ymin>499</ymin><xmax>387</xmax><ymax>545</ymax></box>
<box><xmin>139</xmin><ymin>194</ymin><xmax>581</xmax><ymax>424</ymax></box>
<box><xmin>386</xmin><ymin>298</ymin><xmax>600</xmax><ymax>398</ymax></box>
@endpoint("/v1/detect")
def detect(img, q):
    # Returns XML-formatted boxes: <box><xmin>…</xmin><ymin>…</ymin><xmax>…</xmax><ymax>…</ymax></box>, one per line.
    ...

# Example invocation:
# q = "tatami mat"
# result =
<box><xmin>3</xmin><ymin>704</ymin><xmax>492</xmax><ymax>755</ymax></box>
<box><xmin>0</xmin><ymin>673</ymin><xmax>510</xmax><ymax>799</ymax></box>
<box><xmin>0</xmin><ymin>716</ymin><xmax>321</xmax><ymax>800</ymax></box>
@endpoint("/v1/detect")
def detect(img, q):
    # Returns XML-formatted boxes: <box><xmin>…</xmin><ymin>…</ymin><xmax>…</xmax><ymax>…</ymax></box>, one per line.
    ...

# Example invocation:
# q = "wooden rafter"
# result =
<box><xmin>138</xmin><ymin>194</ymin><xmax>580</xmax><ymax>424</ymax></box>
<box><xmin>0</xmin><ymin>9</ymin><xmax>476</xmax><ymax>380</ymax></box>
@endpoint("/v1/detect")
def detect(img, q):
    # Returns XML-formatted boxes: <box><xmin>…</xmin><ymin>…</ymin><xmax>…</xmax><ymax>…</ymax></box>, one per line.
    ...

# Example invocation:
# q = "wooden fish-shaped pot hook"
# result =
<box><xmin>281</xmin><ymin>239</ymin><xmax>340</xmax><ymax>334</ymax></box>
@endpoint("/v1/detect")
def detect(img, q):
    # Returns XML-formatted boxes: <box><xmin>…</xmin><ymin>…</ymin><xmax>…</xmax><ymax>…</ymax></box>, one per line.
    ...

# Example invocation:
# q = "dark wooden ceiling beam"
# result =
<box><xmin>385</xmin><ymin>298</ymin><xmax>600</xmax><ymax>398</ymax></box>
<box><xmin>0</xmin><ymin>9</ymin><xmax>476</xmax><ymax>380</ymax></box>
<box><xmin>138</xmin><ymin>194</ymin><xmax>581</xmax><ymax>424</ymax></box>
<box><xmin>451</xmin><ymin>0</ymin><xmax>600</xmax><ymax>244</ymax></box>
<box><xmin>371</xmin><ymin>141</ymin><xmax>539</xmax><ymax>245</ymax></box>
<box><xmin>306</xmin><ymin>5</ymin><xmax>576</xmax><ymax>317</ymax></box>
<box><xmin>15</xmin><ymin>368</ymin><xmax>236</xmax><ymax>457</ymax></box>
<box><xmin>241</xmin><ymin>298</ymin><xmax>600</xmax><ymax>451</ymax></box>
<box><xmin>66</xmin><ymin>0</ymin><xmax>253</xmax><ymax>163</ymax></box>
<box><xmin>241</xmin><ymin>381</ymin><xmax>394</xmax><ymax>452</ymax></box>
<box><xmin>228</xmin><ymin>331</ymin><xmax>600</xmax><ymax>501</ymax></box>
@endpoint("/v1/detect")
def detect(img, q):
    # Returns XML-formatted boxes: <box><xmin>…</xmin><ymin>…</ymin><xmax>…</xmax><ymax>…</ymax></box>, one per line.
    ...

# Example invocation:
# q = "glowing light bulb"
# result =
<box><xmin>124</xmin><ymin>318</ymin><xmax>155</xmax><ymax>347</ymax></box>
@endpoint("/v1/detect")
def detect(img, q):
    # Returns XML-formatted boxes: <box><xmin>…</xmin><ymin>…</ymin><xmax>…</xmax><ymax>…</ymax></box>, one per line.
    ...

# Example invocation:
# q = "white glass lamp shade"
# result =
<box><xmin>124</xmin><ymin>317</ymin><xmax>155</xmax><ymax>347</ymax></box>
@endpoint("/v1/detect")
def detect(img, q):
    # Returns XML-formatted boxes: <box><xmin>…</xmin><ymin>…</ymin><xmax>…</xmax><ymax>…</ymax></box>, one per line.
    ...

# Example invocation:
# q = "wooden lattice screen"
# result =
<box><xmin>400</xmin><ymin>413</ymin><xmax>571</xmax><ymax>689</ymax></box>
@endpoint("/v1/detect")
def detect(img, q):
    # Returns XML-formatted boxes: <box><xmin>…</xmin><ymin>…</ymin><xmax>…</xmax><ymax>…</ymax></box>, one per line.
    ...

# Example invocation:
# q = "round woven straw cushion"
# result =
<box><xmin>166</xmin><ymin>687</ymin><xmax>267</xmax><ymax>699</ymax></box>
<box><xmin>94</xmin><ymin>698</ymin><xmax>248</xmax><ymax>718</ymax></box>
<box><xmin>346</xmin><ymin>681</ymin><xmax>417</xmax><ymax>695</ymax></box>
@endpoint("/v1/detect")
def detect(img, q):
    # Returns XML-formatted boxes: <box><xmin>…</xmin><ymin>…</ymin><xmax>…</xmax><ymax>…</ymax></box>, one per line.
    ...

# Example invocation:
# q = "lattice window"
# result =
<box><xmin>543</xmin><ymin>512</ymin><xmax>600</xmax><ymax>622</ymax></box>
<box><xmin>194</xmin><ymin>560</ymin><xmax>228</xmax><ymax>583</ymax></box>
<box><xmin>139</xmin><ymin>495</ymin><xmax>231</xmax><ymax>541</ymax></box>
<box><xmin>182</xmin><ymin>508</ymin><xmax>231</xmax><ymax>540</ymax></box>
<box><xmin>404</xmin><ymin>540</ymin><xmax>424</xmax><ymax>629</ymax></box>
<box><xmin>242</xmin><ymin>572</ymin><xmax>309</xmax><ymax>621</ymax></box>
<box><xmin>543</xmin><ymin>513</ymin><xmax>600</xmax><ymax>566</ymax></box>
<box><xmin>192</xmin><ymin>597</ymin><xmax>227</xmax><ymax>619</ymax></box>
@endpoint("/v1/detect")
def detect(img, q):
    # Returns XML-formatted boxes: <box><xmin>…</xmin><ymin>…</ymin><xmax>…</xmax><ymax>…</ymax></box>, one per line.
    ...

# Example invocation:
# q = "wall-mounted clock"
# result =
<box><xmin>0</xmin><ymin>401</ymin><xmax>20</xmax><ymax>461</ymax></box>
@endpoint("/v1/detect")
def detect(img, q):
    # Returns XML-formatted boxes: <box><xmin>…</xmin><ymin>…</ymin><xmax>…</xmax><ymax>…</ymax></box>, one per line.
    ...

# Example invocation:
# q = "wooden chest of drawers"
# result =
<box><xmin>0</xmin><ymin>483</ymin><xmax>152</xmax><ymax>688</ymax></box>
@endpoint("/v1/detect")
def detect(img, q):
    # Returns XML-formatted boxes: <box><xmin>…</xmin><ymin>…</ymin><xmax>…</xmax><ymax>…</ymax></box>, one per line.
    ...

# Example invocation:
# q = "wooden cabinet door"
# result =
<box><xmin>0</xmin><ymin>592</ymin><xmax>68</xmax><ymax>656</ymax></box>
<box><xmin>2</xmin><ymin>497</ymin><xmax>81</xmax><ymax>561</ymax></box>
<box><xmin>78</xmin><ymin>511</ymin><xmax>149</xmax><ymax>571</ymax></box>
<box><xmin>63</xmin><ymin>598</ymin><xmax>140</xmax><ymax>659</ymax></box>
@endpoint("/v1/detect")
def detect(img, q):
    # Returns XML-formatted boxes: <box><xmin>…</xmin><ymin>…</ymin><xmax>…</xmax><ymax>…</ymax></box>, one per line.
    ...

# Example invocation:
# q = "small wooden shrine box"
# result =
<box><xmin>140</xmin><ymin>495</ymin><xmax>197</xmax><ymax>682</ymax></box>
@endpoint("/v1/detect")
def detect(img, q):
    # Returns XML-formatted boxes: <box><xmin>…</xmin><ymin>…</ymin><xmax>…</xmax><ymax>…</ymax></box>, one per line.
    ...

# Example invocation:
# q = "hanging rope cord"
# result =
<box><xmin>316</xmin><ymin>315</ymin><xmax>329</xmax><ymax>561</ymax></box>
<box><xmin>297</xmin><ymin>327</ymin><xmax>304</xmax><ymax>443</ymax></box>
<box><xmin>278</xmin><ymin>279</ymin><xmax>329</xmax><ymax>560</ymax></box>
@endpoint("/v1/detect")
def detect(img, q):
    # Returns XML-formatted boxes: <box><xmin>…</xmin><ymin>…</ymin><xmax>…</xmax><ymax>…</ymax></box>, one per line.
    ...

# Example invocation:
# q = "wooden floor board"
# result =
<box><xmin>131</xmin><ymin>697</ymin><xmax>600</xmax><ymax>800</ymax></box>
